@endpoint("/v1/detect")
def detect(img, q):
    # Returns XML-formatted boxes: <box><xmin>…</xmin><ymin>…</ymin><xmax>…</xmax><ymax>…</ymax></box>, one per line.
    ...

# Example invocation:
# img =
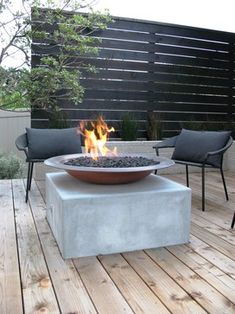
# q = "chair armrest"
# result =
<box><xmin>153</xmin><ymin>136</ymin><xmax>178</xmax><ymax>156</ymax></box>
<box><xmin>15</xmin><ymin>133</ymin><xmax>28</xmax><ymax>157</ymax></box>
<box><xmin>204</xmin><ymin>136</ymin><xmax>233</xmax><ymax>163</ymax></box>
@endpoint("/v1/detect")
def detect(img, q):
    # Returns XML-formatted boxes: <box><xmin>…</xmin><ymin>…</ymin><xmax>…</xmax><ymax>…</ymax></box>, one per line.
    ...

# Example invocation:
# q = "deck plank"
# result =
<box><xmin>192</xmin><ymin>205</ymin><xmax>233</xmax><ymax>230</ymax></box>
<box><xmin>12</xmin><ymin>180</ymin><xmax>60</xmax><ymax>314</ymax></box>
<box><xmin>0</xmin><ymin>180</ymin><xmax>23</xmax><ymax>314</ymax></box>
<box><xmin>28</xmin><ymin>180</ymin><xmax>97</xmax><ymax>314</ymax></box>
<box><xmin>73</xmin><ymin>257</ymin><xmax>134</xmax><ymax>314</ymax></box>
<box><xmin>1</xmin><ymin>171</ymin><xmax>235</xmax><ymax>314</ymax></box>
<box><xmin>188</xmin><ymin>235</ymin><xmax>235</xmax><ymax>280</ymax></box>
<box><xmin>122</xmin><ymin>251</ymin><xmax>206</xmax><ymax>313</ymax></box>
<box><xmin>146</xmin><ymin>247</ymin><xmax>235</xmax><ymax>313</ymax></box>
<box><xmin>191</xmin><ymin>213</ymin><xmax>235</xmax><ymax>245</ymax></box>
<box><xmin>191</xmin><ymin>223</ymin><xmax>235</xmax><ymax>260</ymax></box>
<box><xmin>167</xmin><ymin>244</ymin><xmax>235</xmax><ymax>304</ymax></box>
<box><xmin>166</xmin><ymin>173</ymin><xmax>234</xmax><ymax>228</ymax></box>
<box><xmin>98</xmin><ymin>254</ymin><xmax>170</xmax><ymax>313</ymax></box>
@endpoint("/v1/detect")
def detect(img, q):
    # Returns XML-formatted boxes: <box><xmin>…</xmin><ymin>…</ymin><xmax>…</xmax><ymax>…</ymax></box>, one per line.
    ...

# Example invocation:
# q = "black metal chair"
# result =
<box><xmin>15</xmin><ymin>128</ymin><xmax>82</xmax><ymax>202</ymax></box>
<box><xmin>153</xmin><ymin>129</ymin><xmax>233</xmax><ymax>211</ymax></box>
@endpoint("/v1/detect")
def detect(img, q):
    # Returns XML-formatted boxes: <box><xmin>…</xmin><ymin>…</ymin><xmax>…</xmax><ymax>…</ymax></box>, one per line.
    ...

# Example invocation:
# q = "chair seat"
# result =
<box><xmin>16</xmin><ymin>128</ymin><xmax>82</xmax><ymax>202</ymax></box>
<box><xmin>153</xmin><ymin>130</ymin><xmax>233</xmax><ymax>212</ymax></box>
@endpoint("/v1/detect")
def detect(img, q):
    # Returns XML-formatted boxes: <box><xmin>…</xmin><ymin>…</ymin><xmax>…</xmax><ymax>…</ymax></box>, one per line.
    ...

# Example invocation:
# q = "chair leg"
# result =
<box><xmin>202</xmin><ymin>166</ymin><xmax>205</xmax><ymax>211</ymax></box>
<box><xmin>25</xmin><ymin>162</ymin><xmax>34</xmax><ymax>203</ymax></box>
<box><xmin>220</xmin><ymin>167</ymin><xmax>229</xmax><ymax>201</ymax></box>
<box><xmin>25</xmin><ymin>162</ymin><xmax>31</xmax><ymax>202</ymax></box>
<box><xmin>231</xmin><ymin>212</ymin><xmax>235</xmax><ymax>229</ymax></box>
<box><xmin>28</xmin><ymin>162</ymin><xmax>34</xmax><ymax>191</ymax></box>
<box><xmin>185</xmin><ymin>164</ymin><xmax>189</xmax><ymax>187</ymax></box>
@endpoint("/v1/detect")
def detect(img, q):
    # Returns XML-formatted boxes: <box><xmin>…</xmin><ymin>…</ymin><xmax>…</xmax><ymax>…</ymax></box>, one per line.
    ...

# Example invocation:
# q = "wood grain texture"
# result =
<box><xmin>2</xmin><ymin>171</ymin><xmax>235</xmax><ymax>314</ymax></box>
<box><xmin>0</xmin><ymin>180</ymin><xmax>23</xmax><ymax>314</ymax></box>
<box><xmin>98</xmin><ymin>254</ymin><xmax>170</xmax><ymax>313</ymax></box>
<box><xmin>122</xmin><ymin>251</ymin><xmax>206</xmax><ymax>314</ymax></box>
<box><xmin>31</xmin><ymin>12</ymin><xmax>235</xmax><ymax>136</ymax></box>
<box><xmin>13</xmin><ymin>180</ymin><xmax>59</xmax><ymax>314</ymax></box>
<box><xmin>28</xmin><ymin>180</ymin><xmax>97</xmax><ymax>314</ymax></box>
<box><xmin>73</xmin><ymin>256</ymin><xmax>133</xmax><ymax>314</ymax></box>
<box><xmin>146</xmin><ymin>248</ymin><xmax>235</xmax><ymax>313</ymax></box>
<box><xmin>167</xmin><ymin>244</ymin><xmax>235</xmax><ymax>304</ymax></box>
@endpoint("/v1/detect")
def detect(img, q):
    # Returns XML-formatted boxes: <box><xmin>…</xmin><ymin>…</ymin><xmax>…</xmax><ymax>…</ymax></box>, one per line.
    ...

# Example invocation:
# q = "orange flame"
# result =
<box><xmin>79</xmin><ymin>116</ymin><xmax>117</xmax><ymax>160</ymax></box>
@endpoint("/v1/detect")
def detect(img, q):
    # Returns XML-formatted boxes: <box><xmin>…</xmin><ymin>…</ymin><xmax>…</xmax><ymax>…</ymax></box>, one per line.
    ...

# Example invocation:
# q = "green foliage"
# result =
<box><xmin>146</xmin><ymin>111</ymin><xmax>162</xmax><ymax>140</ymax></box>
<box><xmin>120</xmin><ymin>113</ymin><xmax>138</xmax><ymax>141</ymax></box>
<box><xmin>48</xmin><ymin>109</ymin><xmax>70</xmax><ymax>128</ymax></box>
<box><xmin>0</xmin><ymin>67</ymin><xmax>30</xmax><ymax>110</ymax></box>
<box><xmin>0</xmin><ymin>153</ymin><xmax>24</xmax><ymax>179</ymax></box>
<box><xmin>24</xmin><ymin>6</ymin><xmax>111</xmax><ymax>113</ymax></box>
<box><xmin>1</xmin><ymin>1</ymin><xmax>109</xmax><ymax>66</ymax></box>
<box><xmin>0</xmin><ymin>1</ymin><xmax>111</xmax><ymax>118</ymax></box>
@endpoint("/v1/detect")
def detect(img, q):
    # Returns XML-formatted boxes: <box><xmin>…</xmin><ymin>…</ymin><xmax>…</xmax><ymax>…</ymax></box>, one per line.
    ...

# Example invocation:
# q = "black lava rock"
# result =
<box><xmin>64</xmin><ymin>156</ymin><xmax>160</xmax><ymax>168</ymax></box>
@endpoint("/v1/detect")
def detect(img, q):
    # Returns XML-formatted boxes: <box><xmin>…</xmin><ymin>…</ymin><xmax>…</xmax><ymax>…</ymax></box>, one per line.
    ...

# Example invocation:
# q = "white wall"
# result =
<box><xmin>0</xmin><ymin>109</ymin><xmax>30</xmax><ymax>159</ymax></box>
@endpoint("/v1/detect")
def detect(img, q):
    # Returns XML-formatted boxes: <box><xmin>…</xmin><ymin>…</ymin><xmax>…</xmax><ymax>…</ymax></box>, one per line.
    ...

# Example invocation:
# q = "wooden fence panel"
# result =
<box><xmin>31</xmin><ymin>11</ymin><xmax>235</xmax><ymax>138</ymax></box>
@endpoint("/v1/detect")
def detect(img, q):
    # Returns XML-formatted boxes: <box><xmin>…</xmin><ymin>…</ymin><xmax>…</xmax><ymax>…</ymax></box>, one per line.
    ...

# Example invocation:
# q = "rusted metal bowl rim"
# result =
<box><xmin>44</xmin><ymin>153</ymin><xmax>175</xmax><ymax>173</ymax></box>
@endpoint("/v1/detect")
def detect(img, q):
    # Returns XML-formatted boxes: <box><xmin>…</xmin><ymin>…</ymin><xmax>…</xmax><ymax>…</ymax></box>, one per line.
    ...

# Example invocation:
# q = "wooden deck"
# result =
<box><xmin>1</xmin><ymin>172</ymin><xmax>235</xmax><ymax>314</ymax></box>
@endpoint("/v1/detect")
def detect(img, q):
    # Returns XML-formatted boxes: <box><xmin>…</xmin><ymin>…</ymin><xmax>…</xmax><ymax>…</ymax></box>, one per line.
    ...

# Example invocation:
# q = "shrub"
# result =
<box><xmin>120</xmin><ymin>113</ymin><xmax>138</xmax><ymax>141</ymax></box>
<box><xmin>146</xmin><ymin>111</ymin><xmax>162</xmax><ymax>140</ymax></box>
<box><xmin>0</xmin><ymin>153</ymin><xmax>24</xmax><ymax>179</ymax></box>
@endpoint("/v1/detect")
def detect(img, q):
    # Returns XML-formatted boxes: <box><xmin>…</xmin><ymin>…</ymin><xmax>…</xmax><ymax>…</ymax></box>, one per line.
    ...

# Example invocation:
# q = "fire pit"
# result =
<box><xmin>45</xmin><ymin>116</ymin><xmax>174</xmax><ymax>184</ymax></box>
<box><xmin>44</xmin><ymin>153</ymin><xmax>174</xmax><ymax>184</ymax></box>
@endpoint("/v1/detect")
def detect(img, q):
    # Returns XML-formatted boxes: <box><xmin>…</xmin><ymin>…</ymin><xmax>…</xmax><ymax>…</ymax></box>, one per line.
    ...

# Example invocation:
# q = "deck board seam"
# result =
<box><xmin>165</xmin><ymin>246</ymin><xmax>235</xmax><ymax>306</ymax></box>
<box><xmin>143</xmin><ymin>249</ymin><xmax>210</xmax><ymax>313</ymax></box>
<box><xmin>24</xmin><ymin>179</ymin><xmax>63</xmax><ymax>314</ymax></box>
<box><xmin>186</xmin><ymin>236</ymin><xmax>235</xmax><ymax>281</ymax></box>
<box><xmin>11</xmin><ymin>180</ymin><xmax>25</xmax><ymax>314</ymax></box>
<box><xmin>95</xmin><ymin>255</ymin><xmax>137</xmax><ymax>313</ymax></box>
<box><xmin>120</xmin><ymin>252</ymin><xmax>175</xmax><ymax>313</ymax></box>
<box><xmin>190</xmin><ymin>223</ymin><xmax>235</xmax><ymax>260</ymax></box>
<box><xmin>71</xmin><ymin>257</ymin><xmax>99</xmax><ymax>314</ymax></box>
<box><xmin>3</xmin><ymin>172</ymin><xmax>234</xmax><ymax>313</ymax></box>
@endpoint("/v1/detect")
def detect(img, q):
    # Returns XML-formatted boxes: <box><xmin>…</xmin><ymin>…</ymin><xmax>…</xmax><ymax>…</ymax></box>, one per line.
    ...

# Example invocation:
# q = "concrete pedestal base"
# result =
<box><xmin>46</xmin><ymin>172</ymin><xmax>191</xmax><ymax>259</ymax></box>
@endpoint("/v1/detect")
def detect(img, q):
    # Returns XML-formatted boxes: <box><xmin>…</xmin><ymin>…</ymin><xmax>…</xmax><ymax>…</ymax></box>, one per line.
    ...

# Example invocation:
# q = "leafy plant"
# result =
<box><xmin>0</xmin><ymin>1</ymin><xmax>111</xmax><ymax>117</ymax></box>
<box><xmin>0</xmin><ymin>153</ymin><xmax>24</xmax><ymax>179</ymax></box>
<box><xmin>48</xmin><ymin>109</ymin><xmax>70</xmax><ymax>129</ymax></box>
<box><xmin>27</xmin><ymin>8</ymin><xmax>111</xmax><ymax>112</ymax></box>
<box><xmin>0</xmin><ymin>67</ymin><xmax>30</xmax><ymax>110</ymax></box>
<box><xmin>120</xmin><ymin>113</ymin><xmax>138</xmax><ymax>141</ymax></box>
<box><xmin>146</xmin><ymin>111</ymin><xmax>162</xmax><ymax>140</ymax></box>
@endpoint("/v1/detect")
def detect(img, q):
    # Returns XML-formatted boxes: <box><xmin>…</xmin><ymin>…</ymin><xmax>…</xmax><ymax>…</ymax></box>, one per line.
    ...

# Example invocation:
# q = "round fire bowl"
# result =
<box><xmin>44</xmin><ymin>153</ymin><xmax>174</xmax><ymax>185</ymax></box>
<box><xmin>66</xmin><ymin>169</ymin><xmax>153</xmax><ymax>184</ymax></box>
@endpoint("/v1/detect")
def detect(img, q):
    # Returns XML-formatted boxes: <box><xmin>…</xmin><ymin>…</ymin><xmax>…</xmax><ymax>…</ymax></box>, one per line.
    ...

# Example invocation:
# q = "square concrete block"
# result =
<box><xmin>46</xmin><ymin>172</ymin><xmax>191</xmax><ymax>258</ymax></box>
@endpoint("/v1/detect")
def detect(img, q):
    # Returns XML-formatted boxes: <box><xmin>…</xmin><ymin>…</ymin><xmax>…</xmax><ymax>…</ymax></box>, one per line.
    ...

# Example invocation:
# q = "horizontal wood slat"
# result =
<box><xmin>32</xmin><ymin>56</ymin><xmax>230</xmax><ymax>80</ymax></box>
<box><xmin>32</xmin><ymin>45</ymin><xmax>231</xmax><ymax>69</ymax></box>
<box><xmin>31</xmin><ymin>10</ymin><xmax>235</xmax><ymax>137</ymax></box>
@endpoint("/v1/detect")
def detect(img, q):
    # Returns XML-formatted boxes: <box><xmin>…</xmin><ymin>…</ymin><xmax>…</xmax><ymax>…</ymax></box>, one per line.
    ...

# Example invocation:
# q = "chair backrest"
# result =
<box><xmin>16</xmin><ymin>128</ymin><xmax>82</xmax><ymax>161</ymax></box>
<box><xmin>172</xmin><ymin>129</ymin><xmax>232</xmax><ymax>167</ymax></box>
